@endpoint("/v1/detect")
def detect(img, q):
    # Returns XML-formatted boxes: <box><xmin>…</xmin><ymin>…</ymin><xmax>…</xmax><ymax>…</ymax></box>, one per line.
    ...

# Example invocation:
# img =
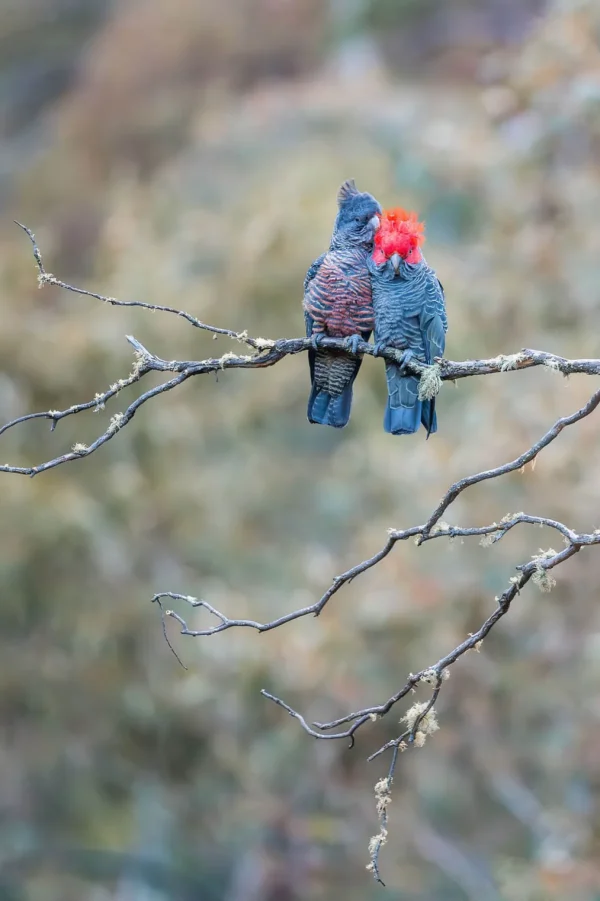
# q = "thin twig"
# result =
<box><xmin>152</xmin><ymin>596</ymin><xmax>188</xmax><ymax>671</ymax></box>
<box><xmin>9</xmin><ymin>221</ymin><xmax>600</xmax><ymax>884</ymax></box>
<box><xmin>15</xmin><ymin>222</ymin><xmax>258</xmax><ymax>346</ymax></box>
<box><xmin>4</xmin><ymin>223</ymin><xmax>600</xmax><ymax>478</ymax></box>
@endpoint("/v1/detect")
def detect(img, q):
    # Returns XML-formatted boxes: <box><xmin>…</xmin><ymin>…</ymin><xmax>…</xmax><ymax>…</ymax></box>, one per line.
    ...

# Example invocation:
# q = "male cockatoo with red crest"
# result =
<box><xmin>368</xmin><ymin>208</ymin><xmax>447</xmax><ymax>436</ymax></box>
<box><xmin>303</xmin><ymin>179</ymin><xmax>381</xmax><ymax>428</ymax></box>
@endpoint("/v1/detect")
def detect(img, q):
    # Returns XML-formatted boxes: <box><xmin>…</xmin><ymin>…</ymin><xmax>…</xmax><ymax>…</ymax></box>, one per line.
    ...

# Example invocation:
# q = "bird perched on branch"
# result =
<box><xmin>303</xmin><ymin>179</ymin><xmax>381</xmax><ymax>428</ymax></box>
<box><xmin>368</xmin><ymin>208</ymin><xmax>447</xmax><ymax>436</ymax></box>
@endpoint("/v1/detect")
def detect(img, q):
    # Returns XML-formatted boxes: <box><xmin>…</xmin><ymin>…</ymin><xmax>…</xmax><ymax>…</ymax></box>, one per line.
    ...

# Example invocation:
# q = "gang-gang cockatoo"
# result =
<box><xmin>368</xmin><ymin>207</ymin><xmax>447</xmax><ymax>435</ymax></box>
<box><xmin>303</xmin><ymin>179</ymin><xmax>382</xmax><ymax>428</ymax></box>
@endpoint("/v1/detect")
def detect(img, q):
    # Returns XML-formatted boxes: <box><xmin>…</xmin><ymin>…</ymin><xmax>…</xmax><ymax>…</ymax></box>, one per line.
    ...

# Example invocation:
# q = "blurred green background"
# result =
<box><xmin>1</xmin><ymin>0</ymin><xmax>600</xmax><ymax>898</ymax></box>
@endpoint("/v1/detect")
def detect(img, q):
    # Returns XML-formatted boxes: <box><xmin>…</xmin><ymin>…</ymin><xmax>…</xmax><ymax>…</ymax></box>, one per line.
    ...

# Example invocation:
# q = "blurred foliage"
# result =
<box><xmin>2</xmin><ymin>0</ymin><xmax>600</xmax><ymax>898</ymax></box>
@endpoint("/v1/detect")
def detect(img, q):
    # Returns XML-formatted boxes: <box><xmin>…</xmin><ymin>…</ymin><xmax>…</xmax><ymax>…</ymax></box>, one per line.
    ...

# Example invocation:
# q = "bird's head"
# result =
<box><xmin>372</xmin><ymin>207</ymin><xmax>424</xmax><ymax>273</ymax></box>
<box><xmin>333</xmin><ymin>179</ymin><xmax>382</xmax><ymax>247</ymax></box>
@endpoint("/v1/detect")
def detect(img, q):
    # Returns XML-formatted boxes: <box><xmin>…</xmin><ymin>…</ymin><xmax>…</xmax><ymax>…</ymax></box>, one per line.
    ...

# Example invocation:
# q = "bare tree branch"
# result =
<box><xmin>5</xmin><ymin>222</ymin><xmax>600</xmax><ymax>481</ymax></box>
<box><xmin>14</xmin><ymin>222</ymin><xmax>260</xmax><ymax>346</ymax></box>
<box><xmin>156</xmin><ymin>389</ymin><xmax>600</xmax><ymax>645</ymax></box>
<box><xmin>7</xmin><ymin>223</ymin><xmax>600</xmax><ymax>882</ymax></box>
<box><xmin>157</xmin><ymin>397</ymin><xmax>599</xmax><ymax>881</ymax></box>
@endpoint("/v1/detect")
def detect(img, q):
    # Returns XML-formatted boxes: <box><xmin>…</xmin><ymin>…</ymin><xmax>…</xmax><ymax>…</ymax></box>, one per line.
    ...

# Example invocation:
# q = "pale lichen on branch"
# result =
<box><xmin>5</xmin><ymin>223</ymin><xmax>600</xmax><ymax>882</ymax></box>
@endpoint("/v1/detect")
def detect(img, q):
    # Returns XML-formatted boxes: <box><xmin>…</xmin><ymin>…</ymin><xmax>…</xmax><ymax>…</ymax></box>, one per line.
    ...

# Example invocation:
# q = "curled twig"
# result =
<box><xmin>7</xmin><ymin>222</ymin><xmax>600</xmax><ymax>883</ymax></box>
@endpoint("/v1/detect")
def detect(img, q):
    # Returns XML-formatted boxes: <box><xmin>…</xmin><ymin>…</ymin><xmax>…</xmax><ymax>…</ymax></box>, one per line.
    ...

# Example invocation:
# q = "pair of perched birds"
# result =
<box><xmin>303</xmin><ymin>179</ymin><xmax>447</xmax><ymax>435</ymax></box>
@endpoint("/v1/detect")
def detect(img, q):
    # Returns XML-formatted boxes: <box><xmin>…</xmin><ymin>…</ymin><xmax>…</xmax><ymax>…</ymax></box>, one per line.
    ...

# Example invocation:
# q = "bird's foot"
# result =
<box><xmin>343</xmin><ymin>334</ymin><xmax>362</xmax><ymax>355</ymax></box>
<box><xmin>373</xmin><ymin>341</ymin><xmax>414</xmax><ymax>371</ymax></box>
<box><xmin>311</xmin><ymin>333</ymin><xmax>326</xmax><ymax>350</ymax></box>
<box><xmin>395</xmin><ymin>348</ymin><xmax>415</xmax><ymax>373</ymax></box>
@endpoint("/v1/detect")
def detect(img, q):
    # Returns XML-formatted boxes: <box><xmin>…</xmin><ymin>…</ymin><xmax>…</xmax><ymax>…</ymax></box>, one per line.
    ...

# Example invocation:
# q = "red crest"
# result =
<box><xmin>373</xmin><ymin>208</ymin><xmax>425</xmax><ymax>265</ymax></box>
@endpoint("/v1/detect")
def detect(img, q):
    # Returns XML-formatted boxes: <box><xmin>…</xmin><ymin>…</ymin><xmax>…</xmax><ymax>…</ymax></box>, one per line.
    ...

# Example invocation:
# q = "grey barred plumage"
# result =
<box><xmin>304</xmin><ymin>246</ymin><xmax>374</xmax><ymax>337</ymax></box>
<box><xmin>303</xmin><ymin>180</ymin><xmax>381</xmax><ymax>428</ymax></box>
<box><xmin>368</xmin><ymin>251</ymin><xmax>447</xmax><ymax>436</ymax></box>
<box><xmin>313</xmin><ymin>351</ymin><xmax>358</xmax><ymax>397</ymax></box>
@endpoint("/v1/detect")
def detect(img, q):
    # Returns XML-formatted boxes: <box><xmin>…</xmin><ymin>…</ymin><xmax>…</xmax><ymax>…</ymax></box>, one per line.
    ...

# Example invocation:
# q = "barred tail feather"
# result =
<box><xmin>384</xmin><ymin>365</ymin><xmax>422</xmax><ymax>435</ymax></box>
<box><xmin>307</xmin><ymin>351</ymin><xmax>363</xmax><ymax>429</ymax></box>
<box><xmin>421</xmin><ymin>398</ymin><xmax>438</xmax><ymax>437</ymax></box>
<box><xmin>307</xmin><ymin>385</ymin><xmax>354</xmax><ymax>428</ymax></box>
<box><xmin>384</xmin><ymin>398</ymin><xmax>421</xmax><ymax>434</ymax></box>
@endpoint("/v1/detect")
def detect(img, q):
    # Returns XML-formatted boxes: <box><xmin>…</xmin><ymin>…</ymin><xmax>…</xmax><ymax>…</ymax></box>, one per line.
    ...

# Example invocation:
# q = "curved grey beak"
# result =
<box><xmin>369</xmin><ymin>215</ymin><xmax>381</xmax><ymax>234</ymax></box>
<box><xmin>390</xmin><ymin>252</ymin><xmax>401</xmax><ymax>275</ymax></box>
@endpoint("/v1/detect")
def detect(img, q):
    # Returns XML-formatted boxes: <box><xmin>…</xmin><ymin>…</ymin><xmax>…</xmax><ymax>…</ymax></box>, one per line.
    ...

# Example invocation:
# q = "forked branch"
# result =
<box><xmin>5</xmin><ymin>223</ymin><xmax>600</xmax><ymax>883</ymax></box>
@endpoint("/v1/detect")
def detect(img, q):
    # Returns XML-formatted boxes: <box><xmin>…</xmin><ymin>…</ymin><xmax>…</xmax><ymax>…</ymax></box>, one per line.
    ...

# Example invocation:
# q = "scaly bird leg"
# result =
<box><xmin>343</xmin><ymin>334</ymin><xmax>363</xmax><ymax>356</ymax></box>
<box><xmin>394</xmin><ymin>348</ymin><xmax>414</xmax><ymax>373</ymax></box>
<box><xmin>373</xmin><ymin>339</ymin><xmax>412</xmax><ymax>371</ymax></box>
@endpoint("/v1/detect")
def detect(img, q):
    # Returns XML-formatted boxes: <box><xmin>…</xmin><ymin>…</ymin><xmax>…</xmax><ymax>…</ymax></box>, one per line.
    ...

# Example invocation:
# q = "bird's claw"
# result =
<box><xmin>396</xmin><ymin>348</ymin><xmax>414</xmax><ymax>373</ymax></box>
<box><xmin>344</xmin><ymin>334</ymin><xmax>362</xmax><ymax>355</ymax></box>
<box><xmin>311</xmin><ymin>333</ymin><xmax>326</xmax><ymax>350</ymax></box>
<box><xmin>373</xmin><ymin>340</ymin><xmax>412</xmax><ymax>371</ymax></box>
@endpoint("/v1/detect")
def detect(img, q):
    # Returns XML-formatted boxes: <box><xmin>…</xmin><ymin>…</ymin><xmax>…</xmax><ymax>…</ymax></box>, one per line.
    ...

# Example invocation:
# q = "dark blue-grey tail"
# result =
<box><xmin>307</xmin><ymin>384</ymin><xmax>354</xmax><ymax>428</ymax></box>
<box><xmin>384</xmin><ymin>366</ymin><xmax>438</xmax><ymax>436</ymax></box>
<box><xmin>308</xmin><ymin>348</ymin><xmax>364</xmax><ymax>429</ymax></box>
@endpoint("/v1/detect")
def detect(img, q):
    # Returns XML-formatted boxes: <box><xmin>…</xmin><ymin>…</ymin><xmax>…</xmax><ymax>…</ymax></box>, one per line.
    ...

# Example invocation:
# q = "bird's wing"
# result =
<box><xmin>304</xmin><ymin>310</ymin><xmax>316</xmax><ymax>384</ymax></box>
<box><xmin>421</xmin><ymin>270</ymin><xmax>447</xmax><ymax>363</ymax></box>
<box><xmin>303</xmin><ymin>251</ymin><xmax>331</xmax><ymax>330</ymax></box>
<box><xmin>304</xmin><ymin>253</ymin><xmax>328</xmax><ymax>386</ymax></box>
<box><xmin>303</xmin><ymin>252</ymin><xmax>327</xmax><ymax>293</ymax></box>
<box><xmin>304</xmin><ymin>308</ymin><xmax>315</xmax><ymax>336</ymax></box>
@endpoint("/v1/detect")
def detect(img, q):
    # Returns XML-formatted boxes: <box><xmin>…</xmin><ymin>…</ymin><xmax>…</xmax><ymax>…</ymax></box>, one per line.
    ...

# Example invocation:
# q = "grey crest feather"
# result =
<box><xmin>337</xmin><ymin>179</ymin><xmax>359</xmax><ymax>206</ymax></box>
